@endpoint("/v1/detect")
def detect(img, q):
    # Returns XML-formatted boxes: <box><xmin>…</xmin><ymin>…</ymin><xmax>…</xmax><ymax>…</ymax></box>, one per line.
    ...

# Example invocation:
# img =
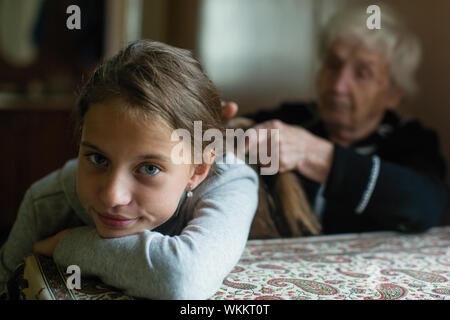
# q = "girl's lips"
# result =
<box><xmin>94</xmin><ymin>210</ymin><xmax>138</xmax><ymax>228</ymax></box>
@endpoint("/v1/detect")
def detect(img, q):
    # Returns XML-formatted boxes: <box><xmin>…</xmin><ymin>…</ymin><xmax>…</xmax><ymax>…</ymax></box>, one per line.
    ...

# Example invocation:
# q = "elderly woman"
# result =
<box><xmin>225</xmin><ymin>6</ymin><xmax>448</xmax><ymax>235</ymax></box>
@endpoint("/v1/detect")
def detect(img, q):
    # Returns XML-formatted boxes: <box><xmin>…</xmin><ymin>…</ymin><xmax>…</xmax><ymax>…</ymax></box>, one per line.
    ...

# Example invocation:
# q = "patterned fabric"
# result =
<box><xmin>1</xmin><ymin>226</ymin><xmax>450</xmax><ymax>300</ymax></box>
<box><xmin>215</xmin><ymin>226</ymin><xmax>450</xmax><ymax>300</ymax></box>
<box><xmin>0</xmin><ymin>253</ymin><xmax>135</xmax><ymax>300</ymax></box>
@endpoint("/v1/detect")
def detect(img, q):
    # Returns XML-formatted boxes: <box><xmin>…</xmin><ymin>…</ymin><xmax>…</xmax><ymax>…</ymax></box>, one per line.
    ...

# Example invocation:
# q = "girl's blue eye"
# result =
<box><xmin>139</xmin><ymin>164</ymin><xmax>160</xmax><ymax>176</ymax></box>
<box><xmin>87</xmin><ymin>153</ymin><xmax>108</xmax><ymax>166</ymax></box>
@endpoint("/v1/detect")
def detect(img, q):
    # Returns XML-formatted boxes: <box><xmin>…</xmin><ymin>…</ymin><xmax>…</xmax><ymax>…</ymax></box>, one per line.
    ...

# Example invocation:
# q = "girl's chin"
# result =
<box><xmin>96</xmin><ymin>227</ymin><xmax>138</xmax><ymax>238</ymax></box>
<box><xmin>93</xmin><ymin>218</ymin><xmax>141</xmax><ymax>238</ymax></box>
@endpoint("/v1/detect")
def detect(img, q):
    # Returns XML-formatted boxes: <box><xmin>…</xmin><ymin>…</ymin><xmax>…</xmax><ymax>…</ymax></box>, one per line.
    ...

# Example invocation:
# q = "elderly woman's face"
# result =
<box><xmin>317</xmin><ymin>39</ymin><xmax>402</xmax><ymax>144</ymax></box>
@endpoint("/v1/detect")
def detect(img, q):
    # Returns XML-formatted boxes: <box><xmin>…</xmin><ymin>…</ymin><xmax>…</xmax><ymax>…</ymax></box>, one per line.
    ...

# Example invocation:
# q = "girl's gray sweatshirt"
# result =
<box><xmin>0</xmin><ymin>152</ymin><xmax>259</xmax><ymax>299</ymax></box>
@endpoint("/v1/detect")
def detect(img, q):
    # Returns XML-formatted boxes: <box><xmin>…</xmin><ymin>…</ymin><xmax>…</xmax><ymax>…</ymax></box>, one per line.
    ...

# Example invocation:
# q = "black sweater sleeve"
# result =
<box><xmin>324</xmin><ymin>125</ymin><xmax>448</xmax><ymax>233</ymax></box>
<box><xmin>244</xmin><ymin>102</ymin><xmax>317</xmax><ymax>126</ymax></box>
<box><xmin>245</xmin><ymin>103</ymin><xmax>448</xmax><ymax>233</ymax></box>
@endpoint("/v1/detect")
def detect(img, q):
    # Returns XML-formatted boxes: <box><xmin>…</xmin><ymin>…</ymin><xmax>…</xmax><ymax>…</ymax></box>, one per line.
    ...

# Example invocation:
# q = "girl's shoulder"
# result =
<box><xmin>28</xmin><ymin>159</ymin><xmax>78</xmax><ymax>201</ymax></box>
<box><xmin>26</xmin><ymin>159</ymin><xmax>88</xmax><ymax>219</ymax></box>
<box><xmin>195</xmin><ymin>152</ymin><xmax>259</xmax><ymax>196</ymax></box>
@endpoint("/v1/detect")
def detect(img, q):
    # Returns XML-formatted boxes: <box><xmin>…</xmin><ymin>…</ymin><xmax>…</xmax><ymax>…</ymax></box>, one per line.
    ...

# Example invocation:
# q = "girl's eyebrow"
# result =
<box><xmin>80</xmin><ymin>141</ymin><xmax>170</xmax><ymax>162</ymax></box>
<box><xmin>81</xmin><ymin>141</ymin><xmax>104</xmax><ymax>153</ymax></box>
<box><xmin>136</xmin><ymin>154</ymin><xmax>170</xmax><ymax>162</ymax></box>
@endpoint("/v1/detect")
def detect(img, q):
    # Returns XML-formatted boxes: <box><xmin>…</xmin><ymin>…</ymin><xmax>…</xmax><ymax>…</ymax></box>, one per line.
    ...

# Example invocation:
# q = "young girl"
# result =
<box><xmin>0</xmin><ymin>40</ymin><xmax>259</xmax><ymax>299</ymax></box>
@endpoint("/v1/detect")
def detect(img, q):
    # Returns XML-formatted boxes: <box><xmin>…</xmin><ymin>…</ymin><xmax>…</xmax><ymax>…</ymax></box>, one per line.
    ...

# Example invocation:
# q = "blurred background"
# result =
<box><xmin>1</xmin><ymin>0</ymin><xmax>449</xmax><ymax>236</ymax></box>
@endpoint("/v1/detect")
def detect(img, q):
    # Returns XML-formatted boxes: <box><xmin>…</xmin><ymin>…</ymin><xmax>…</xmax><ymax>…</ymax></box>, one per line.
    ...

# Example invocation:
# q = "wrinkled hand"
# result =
<box><xmin>221</xmin><ymin>100</ymin><xmax>256</xmax><ymax>129</ymax></box>
<box><xmin>246</xmin><ymin>119</ymin><xmax>334</xmax><ymax>183</ymax></box>
<box><xmin>33</xmin><ymin>228</ymin><xmax>78</xmax><ymax>257</ymax></box>
<box><xmin>221</xmin><ymin>101</ymin><xmax>238</xmax><ymax>120</ymax></box>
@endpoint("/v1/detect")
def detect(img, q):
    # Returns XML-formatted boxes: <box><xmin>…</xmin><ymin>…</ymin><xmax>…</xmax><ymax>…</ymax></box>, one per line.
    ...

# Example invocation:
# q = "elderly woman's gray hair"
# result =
<box><xmin>318</xmin><ymin>5</ymin><xmax>421</xmax><ymax>97</ymax></box>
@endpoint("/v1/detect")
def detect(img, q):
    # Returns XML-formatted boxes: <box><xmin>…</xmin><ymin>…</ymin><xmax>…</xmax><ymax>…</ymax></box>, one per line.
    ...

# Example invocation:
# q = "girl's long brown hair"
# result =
<box><xmin>249</xmin><ymin>171</ymin><xmax>322</xmax><ymax>239</ymax></box>
<box><xmin>234</xmin><ymin>129</ymin><xmax>322</xmax><ymax>239</ymax></box>
<box><xmin>75</xmin><ymin>40</ymin><xmax>224</xmax><ymax>153</ymax></box>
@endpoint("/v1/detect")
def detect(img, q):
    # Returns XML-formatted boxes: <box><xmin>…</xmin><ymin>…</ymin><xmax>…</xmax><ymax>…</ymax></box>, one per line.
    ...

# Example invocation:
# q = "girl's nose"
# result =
<box><xmin>99</xmin><ymin>172</ymin><xmax>132</xmax><ymax>208</ymax></box>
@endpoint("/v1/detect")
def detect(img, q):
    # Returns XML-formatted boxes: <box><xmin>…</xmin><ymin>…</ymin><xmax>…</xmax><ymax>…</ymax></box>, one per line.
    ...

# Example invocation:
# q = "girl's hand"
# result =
<box><xmin>33</xmin><ymin>228</ymin><xmax>78</xmax><ymax>257</ymax></box>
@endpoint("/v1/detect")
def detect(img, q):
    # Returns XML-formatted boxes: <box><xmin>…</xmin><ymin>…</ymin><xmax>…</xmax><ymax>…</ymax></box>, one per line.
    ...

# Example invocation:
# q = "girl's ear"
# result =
<box><xmin>187</xmin><ymin>151</ymin><xmax>215</xmax><ymax>191</ymax></box>
<box><xmin>187</xmin><ymin>163</ymin><xmax>212</xmax><ymax>191</ymax></box>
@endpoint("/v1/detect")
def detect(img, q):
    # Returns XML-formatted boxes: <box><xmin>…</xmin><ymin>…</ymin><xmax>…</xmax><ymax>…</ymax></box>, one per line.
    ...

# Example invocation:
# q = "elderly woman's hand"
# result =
<box><xmin>221</xmin><ymin>101</ymin><xmax>238</xmax><ymax>120</ymax></box>
<box><xmin>221</xmin><ymin>100</ymin><xmax>256</xmax><ymax>129</ymax></box>
<box><xmin>247</xmin><ymin>119</ymin><xmax>334</xmax><ymax>183</ymax></box>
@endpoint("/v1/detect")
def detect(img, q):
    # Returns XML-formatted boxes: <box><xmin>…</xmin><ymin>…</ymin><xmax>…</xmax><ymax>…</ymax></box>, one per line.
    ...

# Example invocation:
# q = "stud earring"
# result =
<box><xmin>186</xmin><ymin>185</ymin><xmax>193</xmax><ymax>198</ymax></box>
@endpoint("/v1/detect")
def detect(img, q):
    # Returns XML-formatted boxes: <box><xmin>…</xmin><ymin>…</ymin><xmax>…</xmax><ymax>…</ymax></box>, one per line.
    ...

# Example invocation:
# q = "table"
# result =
<box><xmin>2</xmin><ymin>226</ymin><xmax>450</xmax><ymax>300</ymax></box>
<box><xmin>215</xmin><ymin>226</ymin><xmax>450</xmax><ymax>300</ymax></box>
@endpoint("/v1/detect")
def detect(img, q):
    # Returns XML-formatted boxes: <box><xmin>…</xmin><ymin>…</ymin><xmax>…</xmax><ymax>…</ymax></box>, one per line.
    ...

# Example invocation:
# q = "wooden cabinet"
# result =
<box><xmin>0</xmin><ymin>100</ymin><xmax>78</xmax><ymax>239</ymax></box>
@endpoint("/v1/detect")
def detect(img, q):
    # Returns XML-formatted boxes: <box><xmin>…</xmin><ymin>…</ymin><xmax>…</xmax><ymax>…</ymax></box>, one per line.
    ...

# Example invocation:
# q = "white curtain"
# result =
<box><xmin>197</xmin><ymin>0</ymin><xmax>348</xmax><ymax>113</ymax></box>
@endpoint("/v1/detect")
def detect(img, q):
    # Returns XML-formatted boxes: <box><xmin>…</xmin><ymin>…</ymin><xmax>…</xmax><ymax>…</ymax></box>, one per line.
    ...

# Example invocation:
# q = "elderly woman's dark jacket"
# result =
<box><xmin>247</xmin><ymin>102</ymin><xmax>448</xmax><ymax>234</ymax></box>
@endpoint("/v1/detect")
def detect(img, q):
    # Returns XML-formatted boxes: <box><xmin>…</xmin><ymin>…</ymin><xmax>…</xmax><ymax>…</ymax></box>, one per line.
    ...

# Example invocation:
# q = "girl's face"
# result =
<box><xmin>77</xmin><ymin>98</ymin><xmax>198</xmax><ymax>238</ymax></box>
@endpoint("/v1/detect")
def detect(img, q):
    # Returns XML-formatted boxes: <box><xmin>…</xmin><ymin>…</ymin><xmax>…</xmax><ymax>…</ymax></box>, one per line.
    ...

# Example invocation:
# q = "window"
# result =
<box><xmin>197</xmin><ymin>0</ymin><xmax>346</xmax><ymax>112</ymax></box>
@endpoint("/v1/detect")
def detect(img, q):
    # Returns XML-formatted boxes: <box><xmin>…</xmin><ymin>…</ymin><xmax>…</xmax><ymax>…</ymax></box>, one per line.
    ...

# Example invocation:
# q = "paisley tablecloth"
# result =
<box><xmin>215</xmin><ymin>226</ymin><xmax>450</xmax><ymax>300</ymax></box>
<box><xmin>2</xmin><ymin>226</ymin><xmax>450</xmax><ymax>300</ymax></box>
